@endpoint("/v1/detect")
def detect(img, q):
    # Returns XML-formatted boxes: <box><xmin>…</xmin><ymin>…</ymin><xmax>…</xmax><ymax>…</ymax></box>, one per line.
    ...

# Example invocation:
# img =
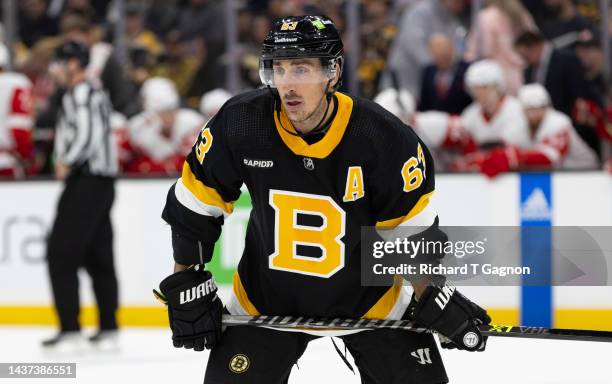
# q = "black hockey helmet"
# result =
<box><xmin>55</xmin><ymin>40</ymin><xmax>90</xmax><ymax>68</ymax></box>
<box><xmin>259</xmin><ymin>15</ymin><xmax>343</xmax><ymax>92</ymax></box>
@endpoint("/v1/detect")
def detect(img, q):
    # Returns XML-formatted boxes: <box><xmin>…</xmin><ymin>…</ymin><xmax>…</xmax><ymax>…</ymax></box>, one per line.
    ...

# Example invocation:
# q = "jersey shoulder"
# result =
<box><xmin>211</xmin><ymin>88</ymin><xmax>274</xmax><ymax>145</ymax></box>
<box><xmin>349</xmin><ymin>95</ymin><xmax>422</xmax><ymax>147</ymax></box>
<box><xmin>0</xmin><ymin>72</ymin><xmax>32</xmax><ymax>88</ymax></box>
<box><xmin>219</xmin><ymin>88</ymin><xmax>273</xmax><ymax>117</ymax></box>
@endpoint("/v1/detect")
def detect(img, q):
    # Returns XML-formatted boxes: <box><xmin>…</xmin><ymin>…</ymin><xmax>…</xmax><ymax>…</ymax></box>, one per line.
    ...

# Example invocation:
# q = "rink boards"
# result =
<box><xmin>0</xmin><ymin>172</ymin><xmax>611</xmax><ymax>330</ymax></box>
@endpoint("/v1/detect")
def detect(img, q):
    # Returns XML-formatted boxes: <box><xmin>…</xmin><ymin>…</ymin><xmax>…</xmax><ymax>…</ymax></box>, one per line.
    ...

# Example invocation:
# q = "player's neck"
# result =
<box><xmin>291</xmin><ymin>95</ymin><xmax>336</xmax><ymax>134</ymax></box>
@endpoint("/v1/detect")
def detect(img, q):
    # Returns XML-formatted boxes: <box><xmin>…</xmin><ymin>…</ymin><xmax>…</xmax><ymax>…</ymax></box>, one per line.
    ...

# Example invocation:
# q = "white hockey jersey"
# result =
<box><xmin>461</xmin><ymin>96</ymin><xmax>531</xmax><ymax>148</ymax></box>
<box><xmin>128</xmin><ymin>109</ymin><xmax>204</xmax><ymax>161</ymax></box>
<box><xmin>531</xmin><ymin>109</ymin><xmax>598</xmax><ymax>169</ymax></box>
<box><xmin>0</xmin><ymin>72</ymin><xmax>33</xmax><ymax>173</ymax></box>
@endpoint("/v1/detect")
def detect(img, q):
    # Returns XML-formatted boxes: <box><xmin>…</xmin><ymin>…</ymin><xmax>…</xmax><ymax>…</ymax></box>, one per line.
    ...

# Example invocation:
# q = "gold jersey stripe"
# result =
<box><xmin>274</xmin><ymin>92</ymin><xmax>354</xmax><ymax>159</ymax></box>
<box><xmin>375</xmin><ymin>191</ymin><xmax>434</xmax><ymax>229</ymax></box>
<box><xmin>181</xmin><ymin>161</ymin><xmax>234</xmax><ymax>215</ymax></box>
<box><xmin>362</xmin><ymin>275</ymin><xmax>403</xmax><ymax>319</ymax></box>
<box><xmin>232</xmin><ymin>271</ymin><xmax>261</xmax><ymax>316</ymax></box>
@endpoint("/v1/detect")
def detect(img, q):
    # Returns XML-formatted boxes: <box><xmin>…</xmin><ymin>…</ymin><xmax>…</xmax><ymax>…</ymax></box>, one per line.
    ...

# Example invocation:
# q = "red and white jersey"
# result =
<box><xmin>531</xmin><ymin>109</ymin><xmax>598</xmax><ymax>169</ymax></box>
<box><xmin>461</xmin><ymin>96</ymin><xmax>531</xmax><ymax>148</ymax></box>
<box><xmin>0</xmin><ymin>72</ymin><xmax>33</xmax><ymax>174</ymax></box>
<box><xmin>414</xmin><ymin>111</ymin><xmax>463</xmax><ymax>148</ymax></box>
<box><xmin>128</xmin><ymin>109</ymin><xmax>204</xmax><ymax>162</ymax></box>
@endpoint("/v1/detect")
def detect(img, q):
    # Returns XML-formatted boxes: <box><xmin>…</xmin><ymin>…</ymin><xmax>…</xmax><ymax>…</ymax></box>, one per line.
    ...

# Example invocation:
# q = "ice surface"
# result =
<box><xmin>0</xmin><ymin>326</ymin><xmax>610</xmax><ymax>383</ymax></box>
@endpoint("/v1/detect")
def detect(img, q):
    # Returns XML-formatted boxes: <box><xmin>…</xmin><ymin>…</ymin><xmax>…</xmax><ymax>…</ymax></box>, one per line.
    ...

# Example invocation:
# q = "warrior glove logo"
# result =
<box><xmin>434</xmin><ymin>285</ymin><xmax>456</xmax><ymax>310</ymax></box>
<box><xmin>179</xmin><ymin>278</ymin><xmax>218</xmax><ymax>304</ymax></box>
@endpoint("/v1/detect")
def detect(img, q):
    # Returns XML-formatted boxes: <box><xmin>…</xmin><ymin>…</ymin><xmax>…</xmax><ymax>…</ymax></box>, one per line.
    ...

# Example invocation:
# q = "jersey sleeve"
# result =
<box><xmin>8</xmin><ymin>85</ymin><xmax>34</xmax><ymax>160</ymax></box>
<box><xmin>162</xmin><ymin>108</ymin><xmax>243</xmax><ymax>265</ymax></box>
<box><xmin>369</xmin><ymin>127</ymin><xmax>438</xmax><ymax>232</ymax></box>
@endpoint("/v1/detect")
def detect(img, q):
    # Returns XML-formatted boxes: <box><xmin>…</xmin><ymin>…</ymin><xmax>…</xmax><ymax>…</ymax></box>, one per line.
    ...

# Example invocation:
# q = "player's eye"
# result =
<box><xmin>273</xmin><ymin>67</ymin><xmax>285</xmax><ymax>76</ymax></box>
<box><xmin>293</xmin><ymin>66</ymin><xmax>309</xmax><ymax>76</ymax></box>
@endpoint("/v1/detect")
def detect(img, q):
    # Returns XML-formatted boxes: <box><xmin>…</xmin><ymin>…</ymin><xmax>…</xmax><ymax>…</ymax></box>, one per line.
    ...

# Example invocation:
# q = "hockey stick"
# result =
<box><xmin>222</xmin><ymin>315</ymin><xmax>612</xmax><ymax>343</ymax></box>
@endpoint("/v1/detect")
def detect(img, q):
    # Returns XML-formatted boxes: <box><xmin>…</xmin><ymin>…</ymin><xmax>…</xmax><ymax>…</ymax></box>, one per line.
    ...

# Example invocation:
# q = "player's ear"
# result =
<box><xmin>329</xmin><ymin>62</ymin><xmax>341</xmax><ymax>89</ymax></box>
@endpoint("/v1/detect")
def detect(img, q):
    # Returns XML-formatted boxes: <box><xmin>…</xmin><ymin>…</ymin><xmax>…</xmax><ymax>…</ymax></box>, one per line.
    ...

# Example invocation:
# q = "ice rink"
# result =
<box><xmin>1</xmin><ymin>326</ymin><xmax>611</xmax><ymax>384</ymax></box>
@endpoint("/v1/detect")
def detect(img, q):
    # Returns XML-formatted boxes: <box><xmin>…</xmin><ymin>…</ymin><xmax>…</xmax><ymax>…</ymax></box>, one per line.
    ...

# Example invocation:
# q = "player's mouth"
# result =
<box><xmin>285</xmin><ymin>100</ymin><xmax>302</xmax><ymax>112</ymax></box>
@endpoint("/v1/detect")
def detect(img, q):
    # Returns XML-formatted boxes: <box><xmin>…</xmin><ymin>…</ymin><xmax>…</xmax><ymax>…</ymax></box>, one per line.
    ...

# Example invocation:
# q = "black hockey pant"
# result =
<box><xmin>46</xmin><ymin>175</ymin><xmax>117</xmax><ymax>332</ymax></box>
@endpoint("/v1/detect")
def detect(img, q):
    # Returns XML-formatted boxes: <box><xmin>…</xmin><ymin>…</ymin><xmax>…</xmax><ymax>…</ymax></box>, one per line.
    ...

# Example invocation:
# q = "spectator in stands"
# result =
<box><xmin>237</xmin><ymin>13</ymin><xmax>271</xmax><ymax>90</ymax></box>
<box><xmin>126</xmin><ymin>77</ymin><xmax>204</xmax><ymax>175</ymax></box>
<box><xmin>575</xmin><ymin>34</ymin><xmax>605</xmax><ymax>105</ymax></box>
<box><xmin>358</xmin><ymin>0</ymin><xmax>397</xmax><ymax>99</ymax></box>
<box><xmin>153</xmin><ymin>30</ymin><xmax>199</xmax><ymax>99</ymax></box>
<box><xmin>124</xmin><ymin>3</ymin><xmax>162</xmax><ymax>58</ymax></box>
<box><xmin>539</xmin><ymin>0</ymin><xmax>593</xmax><ymax>44</ymax></box>
<box><xmin>143</xmin><ymin>0</ymin><xmax>180</xmax><ymax>38</ymax></box>
<box><xmin>0</xmin><ymin>44</ymin><xmax>35</xmax><ymax>178</ymax></box>
<box><xmin>418</xmin><ymin>34</ymin><xmax>472</xmax><ymax>114</ymax></box>
<box><xmin>18</xmin><ymin>0</ymin><xmax>59</xmax><ymax>48</ymax></box>
<box><xmin>37</xmin><ymin>13</ymin><xmax>139</xmax><ymax>126</ymax></box>
<box><xmin>382</xmin><ymin>0</ymin><xmax>470</xmax><ymax>95</ymax></box>
<box><xmin>464</xmin><ymin>0</ymin><xmax>536</xmax><ymax>95</ymax></box>
<box><xmin>515</xmin><ymin>30</ymin><xmax>601</xmax><ymax>155</ymax></box>
<box><xmin>200</xmin><ymin>88</ymin><xmax>232</xmax><ymax>121</ymax></box>
<box><xmin>176</xmin><ymin>0</ymin><xmax>225</xmax><ymax>48</ymax></box>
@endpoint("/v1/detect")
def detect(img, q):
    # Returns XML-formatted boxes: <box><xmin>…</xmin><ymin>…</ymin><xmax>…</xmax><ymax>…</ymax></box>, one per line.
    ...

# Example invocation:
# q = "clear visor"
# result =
<box><xmin>259</xmin><ymin>58</ymin><xmax>337</xmax><ymax>88</ymax></box>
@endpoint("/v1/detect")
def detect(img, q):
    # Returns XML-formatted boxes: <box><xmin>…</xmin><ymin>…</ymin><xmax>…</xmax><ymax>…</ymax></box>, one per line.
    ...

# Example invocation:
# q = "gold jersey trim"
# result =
<box><xmin>375</xmin><ymin>191</ymin><xmax>434</xmax><ymax>229</ymax></box>
<box><xmin>181</xmin><ymin>161</ymin><xmax>234</xmax><ymax>215</ymax></box>
<box><xmin>232</xmin><ymin>271</ymin><xmax>261</xmax><ymax>316</ymax></box>
<box><xmin>273</xmin><ymin>92</ymin><xmax>354</xmax><ymax>159</ymax></box>
<box><xmin>361</xmin><ymin>275</ymin><xmax>404</xmax><ymax>319</ymax></box>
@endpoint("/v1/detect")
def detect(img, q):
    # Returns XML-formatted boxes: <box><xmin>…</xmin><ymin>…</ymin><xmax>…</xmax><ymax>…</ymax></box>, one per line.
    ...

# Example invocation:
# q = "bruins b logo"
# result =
<box><xmin>229</xmin><ymin>354</ymin><xmax>250</xmax><ymax>373</ymax></box>
<box><xmin>269</xmin><ymin>190</ymin><xmax>346</xmax><ymax>278</ymax></box>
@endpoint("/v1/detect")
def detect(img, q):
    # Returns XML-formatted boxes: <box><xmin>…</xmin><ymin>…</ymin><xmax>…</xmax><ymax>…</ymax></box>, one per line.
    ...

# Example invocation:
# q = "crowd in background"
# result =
<box><xmin>0</xmin><ymin>0</ymin><xmax>611</xmax><ymax>179</ymax></box>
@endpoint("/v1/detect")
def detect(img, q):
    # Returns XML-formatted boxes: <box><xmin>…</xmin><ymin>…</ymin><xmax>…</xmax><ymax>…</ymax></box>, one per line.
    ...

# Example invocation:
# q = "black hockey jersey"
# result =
<box><xmin>162</xmin><ymin>89</ymin><xmax>437</xmax><ymax>320</ymax></box>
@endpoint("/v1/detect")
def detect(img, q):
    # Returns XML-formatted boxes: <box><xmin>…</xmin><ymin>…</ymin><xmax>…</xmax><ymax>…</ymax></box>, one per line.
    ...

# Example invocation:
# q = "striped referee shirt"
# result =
<box><xmin>55</xmin><ymin>80</ymin><xmax>118</xmax><ymax>177</ymax></box>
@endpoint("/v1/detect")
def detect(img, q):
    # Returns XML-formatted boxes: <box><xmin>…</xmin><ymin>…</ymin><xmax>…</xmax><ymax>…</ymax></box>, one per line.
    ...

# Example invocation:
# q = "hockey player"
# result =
<box><xmin>461</xmin><ymin>59</ymin><xmax>530</xmax><ymax>149</ymax></box>
<box><xmin>0</xmin><ymin>43</ymin><xmax>34</xmax><ymax>178</ymax></box>
<box><xmin>453</xmin><ymin>83</ymin><xmax>599</xmax><ymax>177</ymax></box>
<box><xmin>126</xmin><ymin>77</ymin><xmax>204</xmax><ymax>174</ymax></box>
<box><xmin>156</xmin><ymin>16</ymin><xmax>490</xmax><ymax>383</ymax></box>
<box><xmin>475</xmin><ymin>84</ymin><xmax>598</xmax><ymax>177</ymax></box>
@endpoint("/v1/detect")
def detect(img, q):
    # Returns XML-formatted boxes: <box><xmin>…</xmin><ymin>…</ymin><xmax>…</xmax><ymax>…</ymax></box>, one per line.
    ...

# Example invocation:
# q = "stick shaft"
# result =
<box><xmin>222</xmin><ymin>315</ymin><xmax>612</xmax><ymax>342</ymax></box>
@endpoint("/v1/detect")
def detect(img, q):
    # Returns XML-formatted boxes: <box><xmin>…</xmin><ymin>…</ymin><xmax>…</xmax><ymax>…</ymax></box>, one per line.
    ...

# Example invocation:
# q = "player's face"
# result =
<box><xmin>273</xmin><ymin>58</ymin><xmax>330</xmax><ymax>123</ymax></box>
<box><xmin>525</xmin><ymin>107</ymin><xmax>546</xmax><ymax>127</ymax></box>
<box><xmin>471</xmin><ymin>85</ymin><xmax>501</xmax><ymax>110</ymax></box>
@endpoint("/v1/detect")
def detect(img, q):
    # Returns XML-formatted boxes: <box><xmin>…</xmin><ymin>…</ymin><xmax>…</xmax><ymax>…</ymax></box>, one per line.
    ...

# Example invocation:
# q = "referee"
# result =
<box><xmin>43</xmin><ymin>41</ymin><xmax>119</xmax><ymax>349</ymax></box>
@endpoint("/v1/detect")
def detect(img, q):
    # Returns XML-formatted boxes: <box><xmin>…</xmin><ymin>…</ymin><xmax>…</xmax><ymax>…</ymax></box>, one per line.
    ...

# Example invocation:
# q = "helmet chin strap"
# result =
<box><xmin>273</xmin><ymin>78</ymin><xmax>335</xmax><ymax>138</ymax></box>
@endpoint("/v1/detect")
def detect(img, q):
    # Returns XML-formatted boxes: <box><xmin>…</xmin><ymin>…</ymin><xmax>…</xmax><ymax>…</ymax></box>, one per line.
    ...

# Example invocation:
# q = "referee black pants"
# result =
<box><xmin>46</xmin><ymin>175</ymin><xmax>118</xmax><ymax>332</ymax></box>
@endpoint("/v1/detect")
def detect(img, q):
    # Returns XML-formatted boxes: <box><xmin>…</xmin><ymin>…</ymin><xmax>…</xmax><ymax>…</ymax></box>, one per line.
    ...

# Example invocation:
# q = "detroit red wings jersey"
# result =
<box><xmin>461</xmin><ymin>96</ymin><xmax>530</xmax><ymax>148</ymax></box>
<box><xmin>531</xmin><ymin>109</ymin><xmax>597</xmax><ymax>169</ymax></box>
<box><xmin>163</xmin><ymin>89</ymin><xmax>438</xmax><ymax>322</ymax></box>
<box><xmin>0</xmin><ymin>72</ymin><xmax>33</xmax><ymax>175</ymax></box>
<box><xmin>126</xmin><ymin>109</ymin><xmax>205</xmax><ymax>173</ymax></box>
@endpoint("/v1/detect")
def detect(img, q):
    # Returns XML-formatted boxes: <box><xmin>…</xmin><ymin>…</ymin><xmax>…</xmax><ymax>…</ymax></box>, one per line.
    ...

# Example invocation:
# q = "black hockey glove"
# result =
<box><xmin>409</xmin><ymin>284</ymin><xmax>491</xmax><ymax>352</ymax></box>
<box><xmin>153</xmin><ymin>266</ymin><xmax>223</xmax><ymax>351</ymax></box>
